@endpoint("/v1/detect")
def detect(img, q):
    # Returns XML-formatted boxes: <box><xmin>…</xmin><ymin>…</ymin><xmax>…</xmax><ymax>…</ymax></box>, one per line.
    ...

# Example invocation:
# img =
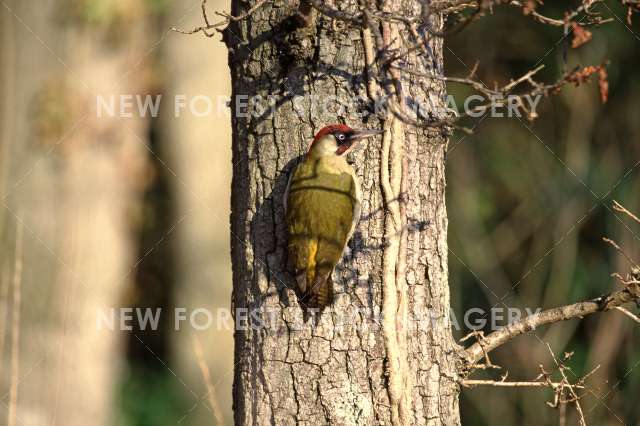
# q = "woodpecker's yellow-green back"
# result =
<box><xmin>285</xmin><ymin>156</ymin><xmax>359</xmax><ymax>308</ymax></box>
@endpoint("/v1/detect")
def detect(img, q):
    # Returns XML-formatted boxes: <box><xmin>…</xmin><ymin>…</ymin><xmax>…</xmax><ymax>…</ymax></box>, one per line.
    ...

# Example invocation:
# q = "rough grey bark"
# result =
<box><xmin>226</xmin><ymin>1</ymin><xmax>461</xmax><ymax>424</ymax></box>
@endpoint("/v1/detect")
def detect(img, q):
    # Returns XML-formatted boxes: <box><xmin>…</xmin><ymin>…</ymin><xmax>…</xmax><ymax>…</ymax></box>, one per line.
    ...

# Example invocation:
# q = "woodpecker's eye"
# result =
<box><xmin>336</xmin><ymin>133</ymin><xmax>346</xmax><ymax>142</ymax></box>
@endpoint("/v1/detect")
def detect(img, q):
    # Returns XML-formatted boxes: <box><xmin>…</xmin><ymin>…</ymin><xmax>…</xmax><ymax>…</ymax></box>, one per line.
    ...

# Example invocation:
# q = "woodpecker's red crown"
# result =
<box><xmin>307</xmin><ymin>124</ymin><xmax>383</xmax><ymax>157</ymax></box>
<box><xmin>309</xmin><ymin>124</ymin><xmax>353</xmax><ymax>146</ymax></box>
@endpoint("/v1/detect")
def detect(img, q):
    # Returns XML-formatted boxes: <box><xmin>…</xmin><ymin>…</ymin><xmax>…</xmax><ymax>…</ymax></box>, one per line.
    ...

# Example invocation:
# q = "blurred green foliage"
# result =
<box><xmin>61</xmin><ymin>0</ymin><xmax>170</xmax><ymax>46</ymax></box>
<box><xmin>67</xmin><ymin>0</ymin><xmax>169</xmax><ymax>25</ymax></box>
<box><xmin>446</xmin><ymin>2</ymin><xmax>640</xmax><ymax>425</ymax></box>
<box><xmin>118</xmin><ymin>365</ymin><xmax>191</xmax><ymax>426</ymax></box>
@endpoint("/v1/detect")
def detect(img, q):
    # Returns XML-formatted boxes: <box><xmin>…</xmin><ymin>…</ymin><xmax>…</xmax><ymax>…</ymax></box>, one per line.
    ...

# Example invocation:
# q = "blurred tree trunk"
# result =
<box><xmin>0</xmin><ymin>1</ymin><xmax>152</xmax><ymax>424</ymax></box>
<box><xmin>226</xmin><ymin>1</ymin><xmax>460</xmax><ymax>424</ymax></box>
<box><xmin>164</xmin><ymin>0</ymin><xmax>235</xmax><ymax>423</ymax></box>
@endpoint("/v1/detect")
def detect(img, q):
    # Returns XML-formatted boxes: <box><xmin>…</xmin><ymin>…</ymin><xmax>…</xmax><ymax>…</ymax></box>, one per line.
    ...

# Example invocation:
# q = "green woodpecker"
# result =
<box><xmin>285</xmin><ymin>124</ymin><xmax>383</xmax><ymax>308</ymax></box>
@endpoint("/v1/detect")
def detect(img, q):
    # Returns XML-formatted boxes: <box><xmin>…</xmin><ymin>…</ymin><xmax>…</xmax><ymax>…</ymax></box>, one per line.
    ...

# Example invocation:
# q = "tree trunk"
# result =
<box><xmin>226</xmin><ymin>1</ymin><xmax>461</xmax><ymax>424</ymax></box>
<box><xmin>165</xmin><ymin>0</ymin><xmax>234</xmax><ymax>422</ymax></box>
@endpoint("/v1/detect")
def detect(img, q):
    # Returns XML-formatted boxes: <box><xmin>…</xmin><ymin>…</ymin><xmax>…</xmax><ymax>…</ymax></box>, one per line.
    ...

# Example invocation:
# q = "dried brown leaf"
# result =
<box><xmin>598</xmin><ymin>67</ymin><xmax>609</xmax><ymax>103</ymax></box>
<box><xmin>523</xmin><ymin>0</ymin><xmax>541</xmax><ymax>15</ymax></box>
<box><xmin>571</xmin><ymin>23</ymin><xmax>592</xmax><ymax>48</ymax></box>
<box><xmin>567</xmin><ymin>66</ymin><xmax>599</xmax><ymax>86</ymax></box>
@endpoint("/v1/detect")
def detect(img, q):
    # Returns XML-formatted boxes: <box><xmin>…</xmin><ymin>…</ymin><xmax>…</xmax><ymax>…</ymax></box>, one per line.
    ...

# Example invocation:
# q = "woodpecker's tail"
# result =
<box><xmin>302</xmin><ymin>274</ymin><xmax>334</xmax><ymax>309</ymax></box>
<box><xmin>288</xmin><ymin>237</ymin><xmax>336</xmax><ymax>309</ymax></box>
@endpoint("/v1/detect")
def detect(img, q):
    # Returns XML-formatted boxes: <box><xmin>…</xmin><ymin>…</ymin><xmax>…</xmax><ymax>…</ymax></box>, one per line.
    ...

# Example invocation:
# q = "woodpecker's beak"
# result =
<box><xmin>350</xmin><ymin>128</ymin><xmax>385</xmax><ymax>142</ymax></box>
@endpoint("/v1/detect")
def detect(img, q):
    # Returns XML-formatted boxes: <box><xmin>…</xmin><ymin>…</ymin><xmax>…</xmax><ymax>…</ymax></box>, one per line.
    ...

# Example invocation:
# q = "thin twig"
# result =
<box><xmin>602</xmin><ymin>237</ymin><xmax>639</xmax><ymax>269</ymax></box>
<box><xmin>0</xmin><ymin>267</ymin><xmax>10</xmax><ymax>382</ymax></box>
<box><xmin>461</xmin><ymin>379</ymin><xmax>584</xmax><ymax>388</ymax></box>
<box><xmin>613</xmin><ymin>200</ymin><xmax>640</xmax><ymax>224</ymax></box>
<box><xmin>614</xmin><ymin>306</ymin><xmax>640</xmax><ymax>324</ymax></box>
<box><xmin>191</xmin><ymin>334</ymin><xmax>224</xmax><ymax>424</ymax></box>
<box><xmin>545</xmin><ymin>344</ymin><xmax>587</xmax><ymax>426</ymax></box>
<box><xmin>172</xmin><ymin>0</ymin><xmax>270</xmax><ymax>37</ymax></box>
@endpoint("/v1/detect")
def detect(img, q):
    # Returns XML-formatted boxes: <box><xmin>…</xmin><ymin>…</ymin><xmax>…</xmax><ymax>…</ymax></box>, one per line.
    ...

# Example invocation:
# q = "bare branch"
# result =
<box><xmin>464</xmin><ymin>283</ymin><xmax>640</xmax><ymax>365</ymax></box>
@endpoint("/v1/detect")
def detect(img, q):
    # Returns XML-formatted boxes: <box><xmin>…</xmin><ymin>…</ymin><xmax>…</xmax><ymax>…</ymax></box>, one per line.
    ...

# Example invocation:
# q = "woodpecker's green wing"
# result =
<box><xmin>285</xmin><ymin>158</ymin><xmax>359</xmax><ymax>308</ymax></box>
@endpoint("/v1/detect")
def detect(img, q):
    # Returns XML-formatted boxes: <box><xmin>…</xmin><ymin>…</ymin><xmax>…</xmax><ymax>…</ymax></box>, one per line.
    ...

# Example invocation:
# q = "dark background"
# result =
<box><xmin>446</xmin><ymin>2</ymin><xmax>640</xmax><ymax>425</ymax></box>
